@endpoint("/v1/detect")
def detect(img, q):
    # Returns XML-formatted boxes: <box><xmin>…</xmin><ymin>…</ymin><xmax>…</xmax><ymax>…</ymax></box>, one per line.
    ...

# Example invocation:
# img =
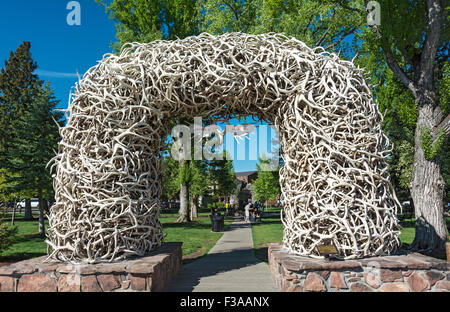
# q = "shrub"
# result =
<box><xmin>0</xmin><ymin>210</ymin><xmax>18</xmax><ymax>254</ymax></box>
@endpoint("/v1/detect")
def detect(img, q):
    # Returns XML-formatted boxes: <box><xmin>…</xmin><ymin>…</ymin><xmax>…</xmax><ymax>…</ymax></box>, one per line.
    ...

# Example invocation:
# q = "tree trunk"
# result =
<box><xmin>409</xmin><ymin>101</ymin><xmax>448</xmax><ymax>254</ymax></box>
<box><xmin>191</xmin><ymin>194</ymin><xmax>198</xmax><ymax>219</ymax></box>
<box><xmin>37</xmin><ymin>189</ymin><xmax>46</xmax><ymax>236</ymax></box>
<box><xmin>177</xmin><ymin>183</ymin><xmax>190</xmax><ymax>223</ymax></box>
<box><xmin>24</xmin><ymin>198</ymin><xmax>33</xmax><ymax>220</ymax></box>
<box><xmin>43</xmin><ymin>199</ymin><xmax>49</xmax><ymax>214</ymax></box>
<box><xmin>11</xmin><ymin>204</ymin><xmax>15</xmax><ymax>226</ymax></box>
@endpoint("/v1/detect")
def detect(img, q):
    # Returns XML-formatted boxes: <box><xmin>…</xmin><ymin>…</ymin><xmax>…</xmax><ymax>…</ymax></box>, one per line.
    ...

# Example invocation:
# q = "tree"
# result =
<box><xmin>162</xmin><ymin>156</ymin><xmax>181</xmax><ymax>205</ymax></box>
<box><xmin>0</xmin><ymin>170</ymin><xmax>27</xmax><ymax>225</ymax></box>
<box><xmin>0</xmin><ymin>42</ymin><xmax>42</xmax><ymax>221</ymax></box>
<box><xmin>207</xmin><ymin>152</ymin><xmax>237</xmax><ymax>211</ymax></box>
<box><xmin>178</xmin><ymin>159</ymin><xmax>191</xmax><ymax>222</ymax></box>
<box><xmin>96</xmin><ymin>0</ymin><xmax>199</xmax><ymax>51</ymax></box>
<box><xmin>162</xmin><ymin>145</ymin><xmax>210</xmax><ymax>222</ymax></box>
<box><xmin>253</xmin><ymin>156</ymin><xmax>280</xmax><ymax>211</ymax></box>
<box><xmin>197</xmin><ymin>0</ymin><xmax>365</xmax><ymax>56</ymax></box>
<box><xmin>359</xmin><ymin>0</ymin><xmax>449</xmax><ymax>254</ymax></box>
<box><xmin>2</xmin><ymin>84</ymin><xmax>63</xmax><ymax>236</ymax></box>
<box><xmin>189</xmin><ymin>159</ymin><xmax>209</xmax><ymax>219</ymax></box>
<box><xmin>0</xmin><ymin>208</ymin><xmax>18</xmax><ymax>255</ymax></box>
<box><xmin>0</xmin><ymin>42</ymin><xmax>42</xmax><ymax>161</ymax></box>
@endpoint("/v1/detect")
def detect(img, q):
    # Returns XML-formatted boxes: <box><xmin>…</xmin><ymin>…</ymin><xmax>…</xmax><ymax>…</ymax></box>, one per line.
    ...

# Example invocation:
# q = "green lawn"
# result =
<box><xmin>251</xmin><ymin>216</ymin><xmax>450</xmax><ymax>262</ymax></box>
<box><xmin>0</xmin><ymin>216</ymin><xmax>49</xmax><ymax>261</ymax></box>
<box><xmin>251</xmin><ymin>217</ymin><xmax>284</xmax><ymax>262</ymax></box>
<box><xmin>0</xmin><ymin>213</ymin><xmax>231</xmax><ymax>264</ymax></box>
<box><xmin>160</xmin><ymin>214</ymin><xmax>232</xmax><ymax>263</ymax></box>
<box><xmin>263</xmin><ymin>205</ymin><xmax>283</xmax><ymax>213</ymax></box>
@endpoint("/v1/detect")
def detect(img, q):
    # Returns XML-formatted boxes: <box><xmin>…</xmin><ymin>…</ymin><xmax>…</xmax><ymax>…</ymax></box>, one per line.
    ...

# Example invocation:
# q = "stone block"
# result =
<box><xmin>304</xmin><ymin>273</ymin><xmax>326</xmax><ymax>292</ymax></box>
<box><xmin>0</xmin><ymin>276</ymin><xmax>15</xmax><ymax>292</ymax></box>
<box><xmin>423</xmin><ymin>271</ymin><xmax>444</xmax><ymax>286</ymax></box>
<box><xmin>81</xmin><ymin>275</ymin><xmax>102</xmax><ymax>292</ymax></box>
<box><xmin>330</xmin><ymin>272</ymin><xmax>347</xmax><ymax>289</ymax></box>
<box><xmin>380</xmin><ymin>269</ymin><xmax>403</xmax><ymax>282</ymax></box>
<box><xmin>97</xmin><ymin>274</ymin><xmax>121</xmax><ymax>291</ymax></box>
<box><xmin>130</xmin><ymin>275</ymin><xmax>147</xmax><ymax>291</ymax></box>
<box><xmin>406</xmin><ymin>272</ymin><xmax>429</xmax><ymax>292</ymax></box>
<box><xmin>379</xmin><ymin>282</ymin><xmax>410</xmax><ymax>292</ymax></box>
<box><xmin>350</xmin><ymin>283</ymin><xmax>373</xmax><ymax>292</ymax></box>
<box><xmin>17</xmin><ymin>274</ymin><xmax>57</xmax><ymax>292</ymax></box>
<box><xmin>434</xmin><ymin>280</ymin><xmax>450</xmax><ymax>291</ymax></box>
<box><xmin>58</xmin><ymin>274</ymin><xmax>81</xmax><ymax>292</ymax></box>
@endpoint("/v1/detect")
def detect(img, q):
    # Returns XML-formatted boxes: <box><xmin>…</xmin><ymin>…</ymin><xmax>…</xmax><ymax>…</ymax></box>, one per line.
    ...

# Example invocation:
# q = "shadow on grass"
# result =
<box><xmin>254</xmin><ymin>246</ymin><xmax>269</xmax><ymax>262</ymax></box>
<box><xmin>0</xmin><ymin>253</ymin><xmax>46</xmax><ymax>265</ymax></box>
<box><xmin>179</xmin><ymin>222</ymin><xmax>233</xmax><ymax>265</ymax></box>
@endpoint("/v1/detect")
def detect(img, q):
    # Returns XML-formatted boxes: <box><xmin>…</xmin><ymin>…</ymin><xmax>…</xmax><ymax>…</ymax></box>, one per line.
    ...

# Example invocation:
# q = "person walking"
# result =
<box><xmin>244</xmin><ymin>202</ymin><xmax>251</xmax><ymax>223</ymax></box>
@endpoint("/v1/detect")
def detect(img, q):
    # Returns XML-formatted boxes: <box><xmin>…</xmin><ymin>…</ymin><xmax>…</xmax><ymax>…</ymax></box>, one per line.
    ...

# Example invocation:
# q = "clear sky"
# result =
<box><xmin>0</xmin><ymin>0</ymin><xmax>117</xmax><ymax>109</ymax></box>
<box><xmin>0</xmin><ymin>0</ymin><xmax>274</xmax><ymax>173</ymax></box>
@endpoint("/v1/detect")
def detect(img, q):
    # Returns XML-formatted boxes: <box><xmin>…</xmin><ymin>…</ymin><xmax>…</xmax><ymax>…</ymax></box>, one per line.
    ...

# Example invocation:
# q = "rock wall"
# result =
<box><xmin>268</xmin><ymin>243</ymin><xmax>450</xmax><ymax>292</ymax></box>
<box><xmin>0</xmin><ymin>242</ymin><xmax>182</xmax><ymax>292</ymax></box>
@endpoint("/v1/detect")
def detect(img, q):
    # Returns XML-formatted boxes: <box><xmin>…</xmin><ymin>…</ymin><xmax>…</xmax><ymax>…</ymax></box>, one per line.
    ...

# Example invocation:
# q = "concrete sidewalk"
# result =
<box><xmin>163</xmin><ymin>221</ymin><xmax>279</xmax><ymax>292</ymax></box>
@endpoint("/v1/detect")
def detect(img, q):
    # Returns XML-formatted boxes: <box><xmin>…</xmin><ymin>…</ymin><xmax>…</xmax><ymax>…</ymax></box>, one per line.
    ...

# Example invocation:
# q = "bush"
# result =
<box><xmin>207</xmin><ymin>202</ymin><xmax>226</xmax><ymax>212</ymax></box>
<box><xmin>0</xmin><ymin>211</ymin><xmax>18</xmax><ymax>254</ymax></box>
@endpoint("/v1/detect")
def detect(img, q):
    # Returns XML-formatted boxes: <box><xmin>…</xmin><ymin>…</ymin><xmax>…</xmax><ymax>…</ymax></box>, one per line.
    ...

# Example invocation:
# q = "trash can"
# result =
<box><xmin>210</xmin><ymin>212</ymin><xmax>224</xmax><ymax>232</ymax></box>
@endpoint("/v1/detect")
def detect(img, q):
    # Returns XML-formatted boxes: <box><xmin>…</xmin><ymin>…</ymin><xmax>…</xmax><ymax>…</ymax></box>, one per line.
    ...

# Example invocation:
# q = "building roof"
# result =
<box><xmin>235</xmin><ymin>171</ymin><xmax>257</xmax><ymax>177</ymax></box>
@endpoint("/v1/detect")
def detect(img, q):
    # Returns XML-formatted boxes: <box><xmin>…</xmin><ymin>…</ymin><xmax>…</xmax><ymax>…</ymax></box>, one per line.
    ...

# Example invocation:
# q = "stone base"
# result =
<box><xmin>0</xmin><ymin>242</ymin><xmax>182</xmax><ymax>292</ymax></box>
<box><xmin>268</xmin><ymin>243</ymin><xmax>450</xmax><ymax>292</ymax></box>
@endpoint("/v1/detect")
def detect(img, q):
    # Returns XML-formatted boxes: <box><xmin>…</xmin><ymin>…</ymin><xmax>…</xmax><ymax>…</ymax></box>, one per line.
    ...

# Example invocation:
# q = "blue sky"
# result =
<box><xmin>0</xmin><ymin>0</ymin><xmax>274</xmax><ymax>172</ymax></box>
<box><xmin>0</xmin><ymin>0</ymin><xmax>117</xmax><ymax>109</ymax></box>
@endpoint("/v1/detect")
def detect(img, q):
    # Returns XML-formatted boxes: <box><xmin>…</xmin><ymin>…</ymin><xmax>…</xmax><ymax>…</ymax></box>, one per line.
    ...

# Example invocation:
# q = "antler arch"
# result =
<box><xmin>47</xmin><ymin>32</ymin><xmax>401</xmax><ymax>263</ymax></box>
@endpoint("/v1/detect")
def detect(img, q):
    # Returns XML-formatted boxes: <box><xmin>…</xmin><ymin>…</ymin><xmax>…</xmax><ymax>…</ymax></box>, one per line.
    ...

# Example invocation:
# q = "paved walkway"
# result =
<box><xmin>163</xmin><ymin>221</ymin><xmax>279</xmax><ymax>292</ymax></box>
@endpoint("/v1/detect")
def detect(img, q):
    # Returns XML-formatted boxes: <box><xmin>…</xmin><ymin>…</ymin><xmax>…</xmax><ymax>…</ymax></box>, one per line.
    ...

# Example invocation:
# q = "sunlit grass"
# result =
<box><xmin>250</xmin><ymin>216</ymin><xmax>448</xmax><ymax>262</ymax></box>
<box><xmin>0</xmin><ymin>213</ymin><xmax>231</xmax><ymax>263</ymax></box>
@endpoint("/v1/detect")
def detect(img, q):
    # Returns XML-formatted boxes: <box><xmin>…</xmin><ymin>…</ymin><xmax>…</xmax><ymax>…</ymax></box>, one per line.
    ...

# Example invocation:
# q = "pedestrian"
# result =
<box><xmin>244</xmin><ymin>202</ymin><xmax>251</xmax><ymax>223</ymax></box>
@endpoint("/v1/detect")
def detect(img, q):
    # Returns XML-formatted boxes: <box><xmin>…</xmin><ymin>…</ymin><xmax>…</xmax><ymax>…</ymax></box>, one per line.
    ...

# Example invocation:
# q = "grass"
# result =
<box><xmin>263</xmin><ymin>205</ymin><xmax>283</xmax><ymax>213</ymax></box>
<box><xmin>2</xmin><ymin>210</ymin><xmax>447</xmax><ymax>265</ymax></box>
<box><xmin>0</xmin><ymin>216</ymin><xmax>49</xmax><ymax>262</ymax></box>
<box><xmin>160</xmin><ymin>213</ymin><xmax>233</xmax><ymax>263</ymax></box>
<box><xmin>251</xmin><ymin>216</ymin><xmax>450</xmax><ymax>262</ymax></box>
<box><xmin>0</xmin><ymin>212</ymin><xmax>231</xmax><ymax>265</ymax></box>
<box><xmin>251</xmin><ymin>217</ymin><xmax>284</xmax><ymax>262</ymax></box>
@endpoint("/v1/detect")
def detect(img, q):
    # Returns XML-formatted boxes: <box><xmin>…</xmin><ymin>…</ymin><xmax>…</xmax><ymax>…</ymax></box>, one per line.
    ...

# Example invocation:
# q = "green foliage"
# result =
<box><xmin>208</xmin><ymin>202</ymin><xmax>225</xmax><ymax>211</ymax></box>
<box><xmin>0</xmin><ymin>42</ymin><xmax>42</xmax><ymax>165</ymax></box>
<box><xmin>1</xmin><ymin>84</ymin><xmax>63</xmax><ymax>198</ymax></box>
<box><xmin>253</xmin><ymin>156</ymin><xmax>280</xmax><ymax>203</ymax></box>
<box><xmin>162</xmin><ymin>156</ymin><xmax>181</xmax><ymax>200</ymax></box>
<box><xmin>441</xmin><ymin>144</ymin><xmax>450</xmax><ymax>200</ymax></box>
<box><xmin>439</xmin><ymin>62</ymin><xmax>450</xmax><ymax>115</ymax></box>
<box><xmin>419</xmin><ymin>127</ymin><xmax>446</xmax><ymax>160</ymax></box>
<box><xmin>98</xmin><ymin>0</ymin><xmax>366</xmax><ymax>55</ymax></box>
<box><xmin>0</xmin><ymin>209</ymin><xmax>18</xmax><ymax>254</ymax></box>
<box><xmin>96</xmin><ymin>0</ymin><xmax>199</xmax><ymax>51</ymax></box>
<box><xmin>355</xmin><ymin>0</ymin><xmax>449</xmax><ymax>200</ymax></box>
<box><xmin>189</xmin><ymin>160</ymin><xmax>210</xmax><ymax>198</ymax></box>
<box><xmin>162</xmin><ymin>156</ymin><xmax>210</xmax><ymax>200</ymax></box>
<box><xmin>394</xmin><ymin>141</ymin><xmax>415</xmax><ymax>190</ymax></box>
<box><xmin>196</xmin><ymin>0</ymin><xmax>260</xmax><ymax>34</ymax></box>
<box><xmin>197</xmin><ymin>0</ymin><xmax>364</xmax><ymax>56</ymax></box>
<box><xmin>179</xmin><ymin>160</ymin><xmax>191</xmax><ymax>185</ymax></box>
<box><xmin>207</xmin><ymin>152</ymin><xmax>237</xmax><ymax>200</ymax></box>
